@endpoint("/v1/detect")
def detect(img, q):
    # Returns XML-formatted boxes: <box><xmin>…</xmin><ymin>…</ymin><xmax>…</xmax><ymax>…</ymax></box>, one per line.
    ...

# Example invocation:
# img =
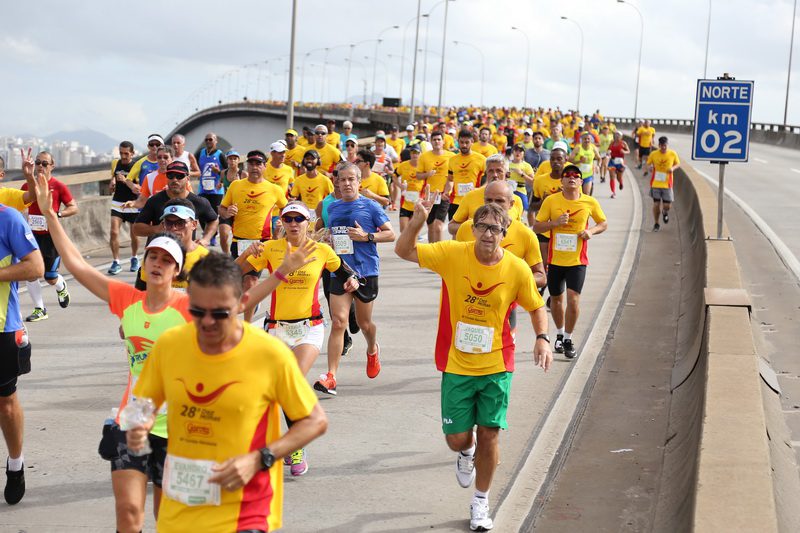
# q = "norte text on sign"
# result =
<box><xmin>692</xmin><ymin>79</ymin><xmax>754</xmax><ymax>162</ymax></box>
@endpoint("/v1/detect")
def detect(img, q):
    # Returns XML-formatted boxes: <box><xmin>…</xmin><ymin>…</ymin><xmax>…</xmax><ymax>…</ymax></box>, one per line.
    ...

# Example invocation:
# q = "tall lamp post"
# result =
<box><xmin>511</xmin><ymin>26</ymin><xmax>531</xmax><ymax>109</ymax></box>
<box><xmin>400</xmin><ymin>15</ymin><xmax>419</xmax><ymax>105</ymax></box>
<box><xmin>287</xmin><ymin>0</ymin><xmax>297</xmax><ymax>128</ymax></box>
<box><xmin>785</xmin><ymin>0</ymin><xmax>798</xmax><ymax>126</ymax></box>
<box><xmin>703</xmin><ymin>0</ymin><xmax>712</xmax><ymax>78</ymax></box>
<box><xmin>617</xmin><ymin>0</ymin><xmax>644</xmax><ymax>120</ymax></box>
<box><xmin>453</xmin><ymin>40</ymin><xmax>484</xmax><ymax>107</ymax></box>
<box><xmin>410</xmin><ymin>0</ymin><xmax>423</xmax><ymax>123</ymax></box>
<box><xmin>560</xmin><ymin>16</ymin><xmax>584</xmax><ymax>113</ymax></box>
<box><xmin>436</xmin><ymin>0</ymin><xmax>455</xmax><ymax>117</ymax></box>
<box><xmin>371</xmin><ymin>25</ymin><xmax>399</xmax><ymax>106</ymax></box>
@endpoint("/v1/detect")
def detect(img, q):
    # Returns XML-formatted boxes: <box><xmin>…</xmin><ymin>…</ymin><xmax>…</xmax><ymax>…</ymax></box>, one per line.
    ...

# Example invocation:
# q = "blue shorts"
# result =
<box><xmin>582</xmin><ymin>175</ymin><xmax>594</xmax><ymax>185</ymax></box>
<box><xmin>609</xmin><ymin>162</ymin><xmax>625</xmax><ymax>170</ymax></box>
<box><xmin>513</xmin><ymin>190</ymin><xmax>529</xmax><ymax>211</ymax></box>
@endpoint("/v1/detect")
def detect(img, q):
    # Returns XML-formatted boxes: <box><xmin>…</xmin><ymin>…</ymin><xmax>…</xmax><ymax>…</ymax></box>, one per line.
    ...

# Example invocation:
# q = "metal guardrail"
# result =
<box><xmin>606</xmin><ymin>116</ymin><xmax>800</xmax><ymax>134</ymax></box>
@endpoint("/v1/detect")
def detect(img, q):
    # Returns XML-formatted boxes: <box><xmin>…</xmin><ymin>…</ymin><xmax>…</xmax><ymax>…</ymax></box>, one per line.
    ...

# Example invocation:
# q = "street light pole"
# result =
<box><xmin>703</xmin><ymin>0</ymin><xmax>712</xmax><ymax>78</ymax></box>
<box><xmin>453</xmin><ymin>41</ymin><xmax>484</xmax><ymax>107</ymax></box>
<box><xmin>617</xmin><ymin>0</ymin><xmax>644</xmax><ymax>120</ymax></box>
<box><xmin>785</xmin><ymin>0</ymin><xmax>798</xmax><ymax>126</ymax></box>
<box><xmin>511</xmin><ymin>26</ymin><xmax>530</xmax><ymax>108</ymax></box>
<box><xmin>436</xmin><ymin>0</ymin><xmax>454</xmax><ymax>116</ymax></box>
<box><xmin>287</xmin><ymin>0</ymin><xmax>297</xmax><ymax>129</ymax></box>
<box><xmin>421</xmin><ymin>14</ymin><xmax>431</xmax><ymax>111</ymax></box>
<box><xmin>371</xmin><ymin>25</ymin><xmax>399</xmax><ymax>107</ymax></box>
<box><xmin>400</xmin><ymin>16</ymin><xmax>418</xmax><ymax>105</ymax></box>
<box><xmin>560</xmin><ymin>16</ymin><xmax>584</xmax><ymax>113</ymax></box>
<box><xmin>410</xmin><ymin>0</ymin><xmax>422</xmax><ymax>123</ymax></box>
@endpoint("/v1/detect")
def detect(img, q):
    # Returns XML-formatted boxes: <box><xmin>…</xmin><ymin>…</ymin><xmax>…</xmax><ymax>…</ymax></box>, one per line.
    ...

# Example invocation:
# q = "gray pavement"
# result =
<box><xmin>1</xmin><ymin>183</ymin><xmax>637</xmax><ymax>532</ymax></box>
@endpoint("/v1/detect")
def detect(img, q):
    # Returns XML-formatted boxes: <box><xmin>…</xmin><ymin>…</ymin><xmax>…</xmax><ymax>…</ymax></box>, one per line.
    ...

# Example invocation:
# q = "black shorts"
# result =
<box><xmin>219</xmin><ymin>217</ymin><xmax>233</xmax><ymax>226</ymax></box>
<box><xmin>34</xmin><ymin>233</ymin><xmax>61</xmax><ymax>280</ymax></box>
<box><xmin>110</xmin><ymin>424</ymin><xmax>167</xmax><ymax>487</ymax></box>
<box><xmin>427</xmin><ymin>198</ymin><xmax>450</xmax><ymax>225</ymax></box>
<box><xmin>399</xmin><ymin>208</ymin><xmax>414</xmax><ymax>219</ymax></box>
<box><xmin>547</xmin><ymin>264</ymin><xmax>587</xmax><ymax>296</ymax></box>
<box><xmin>231</xmin><ymin>240</ymin><xmax>264</xmax><ymax>278</ymax></box>
<box><xmin>537</xmin><ymin>233</ymin><xmax>550</xmax><ymax>244</ymax></box>
<box><xmin>111</xmin><ymin>210</ymin><xmax>139</xmax><ymax>224</ymax></box>
<box><xmin>638</xmin><ymin>146</ymin><xmax>652</xmax><ymax>157</ymax></box>
<box><xmin>0</xmin><ymin>332</ymin><xmax>20</xmax><ymax>397</ymax></box>
<box><xmin>330</xmin><ymin>275</ymin><xmax>379</xmax><ymax>303</ymax></box>
<box><xmin>448</xmin><ymin>202</ymin><xmax>459</xmax><ymax>220</ymax></box>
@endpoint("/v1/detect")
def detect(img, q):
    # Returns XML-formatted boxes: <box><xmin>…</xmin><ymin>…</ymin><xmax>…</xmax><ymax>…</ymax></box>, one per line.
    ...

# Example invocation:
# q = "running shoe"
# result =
<box><xmin>663</xmin><ymin>212</ymin><xmax>670</xmax><ymax>224</ymax></box>
<box><xmin>469</xmin><ymin>497</ymin><xmax>493</xmax><ymax>531</ymax></box>
<box><xmin>563</xmin><ymin>338</ymin><xmax>577</xmax><ymax>359</ymax></box>
<box><xmin>619</xmin><ymin>181</ymin><xmax>624</xmax><ymax>190</ymax></box>
<box><xmin>653</xmin><ymin>223</ymin><xmax>661</xmax><ymax>232</ymax></box>
<box><xmin>129</xmin><ymin>256</ymin><xmax>140</xmax><ymax>272</ymax></box>
<box><xmin>456</xmin><ymin>449</ymin><xmax>476</xmax><ymax>488</ymax></box>
<box><xmin>25</xmin><ymin>308</ymin><xmax>47</xmax><ymax>322</ymax></box>
<box><xmin>610</xmin><ymin>193</ymin><xmax>616</xmax><ymax>199</ymax></box>
<box><xmin>107</xmin><ymin>260</ymin><xmax>122</xmax><ymax>275</ymax></box>
<box><xmin>600</xmin><ymin>176</ymin><xmax>606</xmax><ymax>183</ymax></box>
<box><xmin>4</xmin><ymin>460</ymin><xmax>25</xmax><ymax>505</ymax></box>
<box><xmin>554</xmin><ymin>334</ymin><xmax>564</xmax><ymax>354</ymax></box>
<box><xmin>290</xmin><ymin>448</ymin><xmax>308</xmax><ymax>476</ymax></box>
<box><xmin>210</xmin><ymin>235</ymin><xmax>218</xmax><ymax>247</ymax></box>
<box><xmin>57</xmin><ymin>282</ymin><xmax>70</xmax><ymax>308</ymax></box>
<box><xmin>366</xmin><ymin>343</ymin><xmax>381</xmax><ymax>378</ymax></box>
<box><xmin>342</xmin><ymin>331</ymin><xmax>353</xmax><ymax>357</ymax></box>
<box><xmin>313</xmin><ymin>373</ymin><xmax>337</xmax><ymax>396</ymax></box>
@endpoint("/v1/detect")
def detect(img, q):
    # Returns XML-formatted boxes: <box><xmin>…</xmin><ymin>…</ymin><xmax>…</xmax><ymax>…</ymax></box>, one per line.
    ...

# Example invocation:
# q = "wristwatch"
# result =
<box><xmin>259</xmin><ymin>447</ymin><xmax>275</xmax><ymax>470</ymax></box>
<box><xmin>536</xmin><ymin>333</ymin><xmax>550</xmax><ymax>343</ymax></box>
<box><xmin>367</xmin><ymin>233</ymin><xmax>375</xmax><ymax>243</ymax></box>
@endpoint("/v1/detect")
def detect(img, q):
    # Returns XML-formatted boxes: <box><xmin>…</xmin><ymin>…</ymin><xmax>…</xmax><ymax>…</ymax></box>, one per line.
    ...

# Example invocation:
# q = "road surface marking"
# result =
<box><xmin>791</xmin><ymin>168</ymin><xmax>800</xmax><ymax>174</ymax></box>
<box><xmin>753</xmin><ymin>158</ymin><xmax>768</xmax><ymax>164</ymax></box>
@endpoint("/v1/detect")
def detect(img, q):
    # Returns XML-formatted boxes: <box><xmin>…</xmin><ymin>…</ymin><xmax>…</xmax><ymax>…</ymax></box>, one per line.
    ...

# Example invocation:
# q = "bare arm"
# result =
<box><xmin>529</xmin><ymin>306</ymin><xmax>552</xmax><ymax>371</ymax></box>
<box><xmin>0</xmin><ymin>250</ymin><xmax>43</xmax><ymax>283</ymax></box>
<box><xmin>188</xmin><ymin>153</ymin><xmax>201</xmax><ymax>178</ymax></box>
<box><xmin>59</xmin><ymin>199</ymin><xmax>79</xmax><ymax>218</ymax></box>
<box><xmin>395</xmin><ymin>200</ymin><xmax>431</xmax><ymax>264</ymax></box>
<box><xmin>531</xmin><ymin>262</ymin><xmax>546</xmax><ymax>289</ymax></box>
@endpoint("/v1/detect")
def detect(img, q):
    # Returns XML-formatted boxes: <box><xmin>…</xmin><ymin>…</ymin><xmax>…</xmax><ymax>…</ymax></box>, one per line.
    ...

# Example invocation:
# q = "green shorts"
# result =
<box><xmin>440</xmin><ymin>372</ymin><xmax>512</xmax><ymax>435</ymax></box>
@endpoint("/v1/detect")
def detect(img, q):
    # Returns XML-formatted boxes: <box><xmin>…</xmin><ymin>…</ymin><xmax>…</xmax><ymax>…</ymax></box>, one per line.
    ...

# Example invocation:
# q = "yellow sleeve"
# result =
<box><xmin>514</xmin><ymin>265</ymin><xmax>544</xmax><ymax>313</ymax></box>
<box><xmin>323</xmin><ymin>243</ymin><xmax>341</xmax><ymax>272</ymax></box>
<box><xmin>290</xmin><ymin>177</ymin><xmax>301</xmax><ymax>197</ymax></box>
<box><xmin>455</xmin><ymin>221</ymin><xmax>474</xmax><ymax>242</ymax></box>
<box><xmin>417</xmin><ymin>241</ymin><xmax>451</xmax><ymax>274</ymax></box>
<box><xmin>522</xmin><ymin>228</ymin><xmax>543</xmax><ymax>266</ymax></box>
<box><xmin>377</xmin><ymin>176</ymin><xmax>390</xmax><ymax>196</ymax></box>
<box><xmin>247</xmin><ymin>252</ymin><xmax>270</xmax><ymax>272</ymax></box>
<box><xmin>535</xmin><ymin>196</ymin><xmax>552</xmax><ymax>223</ymax></box>
<box><xmin>0</xmin><ymin>189</ymin><xmax>28</xmax><ymax>211</ymax></box>
<box><xmin>126</xmin><ymin>157</ymin><xmax>145</xmax><ymax>185</ymax></box>
<box><xmin>221</xmin><ymin>183</ymin><xmax>234</xmax><ymax>207</ymax></box>
<box><xmin>452</xmin><ymin>199</ymin><xmax>470</xmax><ymax>223</ymax></box>
<box><xmin>591</xmin><ymin>198</ymin><xmax>607</xmax><ymax>223</ymax></box>
<box><xmin>324</xmin><ymin>176</ymin><xmax>334</xmax><ymax>195</ymax></box>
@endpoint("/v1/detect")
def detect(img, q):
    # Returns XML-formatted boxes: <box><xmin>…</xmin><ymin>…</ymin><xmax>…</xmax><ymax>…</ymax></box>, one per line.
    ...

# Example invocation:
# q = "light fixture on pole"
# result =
<box><xmin>560</xmin><ymin>16</ymin><xmax>584</xmax><ymax>113</ymax></box>
<box><xmin>617</xmin><ymin>0</ymin><xmax>644</xmax><ymax>120</ymax></box>
<box><xmin>452</xmin><ymin>40</ymin><xmax>484</xmax><ymax>108</ymax></box>
<box><xmin>511</xmin><ymin>26</ymin><xmax>531</xmax><ymax>109</ymax></box>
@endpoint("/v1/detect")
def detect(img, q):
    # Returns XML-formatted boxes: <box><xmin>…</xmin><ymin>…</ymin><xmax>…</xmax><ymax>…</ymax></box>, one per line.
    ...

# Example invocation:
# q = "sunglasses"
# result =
<box><xmin>354</xmin><ymin>159</ymin><xmax>364</xmax><ymax>164</ymax></box>
<box><xmin>188</xmin><ymin>306</ymin><xmax>232</xmax><ymax>320</ymax></box>
<box><xmin>563</xmin><ymin>173</ymin><xmax>582</xmax><ymax>180</ymax></box>
<box><xmin>163</xmin><ymin>218</ymin><xmax>189</xmax><ymax>228</ymax></box>
<box><xmin>474</xmin><ymin>222</ymin><xmax>505</xmax><ymax>236</ymax></box>
<box><xmin>204</xmin><ymin>138</ymin><xmax>214</xmax><ymax>142</ymax></box>
<box><xmin>166</xmin><ymin>174</ymin><xmax>186</xmax><ymax>180</ymax></box>
<box><xmin>34</xmin><ymin>160</ymin><xmax>52</xmax><ymax>167</ymax></box>
<box><xmin>315</xmin><ymin>132</ymin><xmax>327</xmax><ymax>136</ymax></box>
<box><xmin>148</xmin><ymin>142</ymin><xmax>162</xmax><ymax>148</ymax></box>
<box><xmin>281</xmin><ymin>214</ymin><xmax>307</xmax><ymax>224</ymax></box>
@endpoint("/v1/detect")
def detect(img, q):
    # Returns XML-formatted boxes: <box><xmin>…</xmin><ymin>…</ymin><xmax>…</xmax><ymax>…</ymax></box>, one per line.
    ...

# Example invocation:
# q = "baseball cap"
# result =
<box><xmin>281</xmin><ymin>202</ymin><xmax>312</xmax><ymax>219</ymax></box>
<box><xmin>147</xmin><ymin>134</ymin><xmax>165</xmax><ymax>145</ymax></box>
<box><xmin>375</xmin><ymin>133</ymin><xmax>386</xmax><ymax>140</ymax></box>
<box><xmin>578</xmin><ymin>121</ymin><xmax>586</xmax><ymax>127</ymax></box>
<box><xmin>247</xmin><ymin>150</ymin><xmax>267</xmax><ymax>163</ymax></box>
<box><xmin>225</xmin><ymin>149</ymin><xmax>240</xmax><ymax>158</ymax></box>
<box><xmin>408</xmin><ymin>144</ymin><xmax>422</xmax><ymax>153</ymax></box>
<box><xmin>405</xmin><ymin>124</ymin><xmax>415</xmax><ymax>131</ymax></box>
<box><xmin>145</xmin><ymin>236</ymin><xmax>184</xmax><ymax>272</ymax></box>
<box><xmin>343</xmin><ymin>120</ymin><xmax>353</xmax><ymax>129</ymax></box>
<box><xmin>551</xmin><ymin>141</ymin><xmax>570</xmax><ymax>153</ymax></box>
<box><xmin>166</xmin><ymin>161</ymin><xmax>189</xmax><ymax>177</ymax></box>
<box><xmin>562</xmin><ymin>163</ymin><xmax>582</xmax><ymax>176</ymax></box>
<box><xmin>270</xmin><ymin>141</ymin><xmax>287</xmax><ymax>153</ymax></box>
<box><xmin>345</xmin><ymin>138</ymin><xmax>358</xmax><ymax>146</ymax></box>
<box><xmin>315</xmin><ymin>124</ymin><xmax>328</xmax><ymax>134</ymax></box>
<box><xmin>513</xmin><ymin>143</ymin><xmax>526</xmax><ymax>151</ymax></box>
<box><xmin>524</xmin><ymin>128</ymin><xmax>533</xmax><ymax>135</ymax></box>
<box><xmin>285</xmin><ymin>129</ymin><xmax>298</xmax><ymax>136</ymax></box>
<box><xmin>390</xmin><ymin>124</ymin><xmax>399</xmax><ymax>131</ymax></box>
<box><xmin>160</xmin><ymin>204</ymin><xmax>196</xmax><ymax>221</ymax></box>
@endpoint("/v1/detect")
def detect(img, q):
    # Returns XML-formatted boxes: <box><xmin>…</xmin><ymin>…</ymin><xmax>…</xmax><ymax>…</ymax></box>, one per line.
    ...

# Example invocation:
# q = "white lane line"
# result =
<box><xmin>791</xmin><ymin>168</ymin><xmax>800</xmax><ymax>174</ymax></box>
<box><xmin>696</xmin><ymin>169</ymin><xmax>800</xmax><ymax>284</ymax></box>
<box><xmin>494</xmin><ymin>168</ymin><xmax>643</xmax><ymax>531</ymax></box>
<box><xmin>753</xmin><ymin>158</ymin><xmax>768</xmax><ymax>164</ymax></box>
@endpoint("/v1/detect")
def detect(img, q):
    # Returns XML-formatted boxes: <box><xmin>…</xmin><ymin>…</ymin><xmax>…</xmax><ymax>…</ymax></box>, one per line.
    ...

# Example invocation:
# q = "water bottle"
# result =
<box><xmin>119</xmin><ymin>398</ymin><xmax>155</xmax><ymax>456</ymax></box>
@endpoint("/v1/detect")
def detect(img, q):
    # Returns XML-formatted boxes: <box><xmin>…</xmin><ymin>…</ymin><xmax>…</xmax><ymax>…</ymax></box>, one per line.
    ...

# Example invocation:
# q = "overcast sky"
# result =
<box><xmin>2</xmin><ymin>0</ymin><xmax>797</xmax><ymax>142</ymax></box>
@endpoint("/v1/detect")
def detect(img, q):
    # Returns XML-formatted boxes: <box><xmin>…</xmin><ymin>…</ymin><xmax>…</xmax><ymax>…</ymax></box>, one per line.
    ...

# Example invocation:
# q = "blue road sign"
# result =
<box><xmin>692</xmin><ymin>79</ymin><xmax>754</xmax><ymax>162</ymax></box>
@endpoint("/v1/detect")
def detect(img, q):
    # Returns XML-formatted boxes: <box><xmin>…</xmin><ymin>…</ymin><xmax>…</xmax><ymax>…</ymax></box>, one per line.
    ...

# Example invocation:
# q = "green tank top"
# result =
<box><xmin>576</xmin><ymin>145</ymin><xmax>596</xmax><ymax>178</ymax></box>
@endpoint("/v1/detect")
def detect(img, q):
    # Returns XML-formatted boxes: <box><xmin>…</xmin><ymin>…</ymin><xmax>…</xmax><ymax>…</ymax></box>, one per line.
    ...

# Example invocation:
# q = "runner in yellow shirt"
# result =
<box><xmin>262</xmin><ymin>143</ymin><xmax>294</xmax><ymax>223</ymax></box>
<box><xmin>597</xmin><ymin>125</ymin><xmax>614</xmax><ymax>183</ymax></box>
<box><xmin>635</xmin><ymin>119</ymin><xmax>656</xmax><ymax>171</ymax></box>
<box><xmin>289</xmin><ymin>150</ymin><xmax>335</xmax><ymax>210</ymax></box>
<box><xmin>417</xmin><ymin>131</ymin><xmax>455</xmax><ymax>242</ymax></box>
<box><xmin>356</xmin><ymin>149</ymin><xmax>391</xmax><ymax>208</ymax></box>
<box><xmin>533</xmin><ymin>164</ymin><xmax>607</xmax><ymax>359</ymax></box>
<box><xmin>646</xmin><ymin>136</ymin><xmax>680</xmax><ymax>232</ymax></box>
<box><xmin>127</xmin><ymin>251</ymin><xmax>328</xmax><ymax>533</ymax></box>
<box><xmin>447</xmin><ymin>130</ymin><xmax>486</xmax><ymax>219</ymax></box>
<box><xmin>473</xmin><ymin>127</ymin><xmax>499</xmax><ymax>159</ymax></box>
<box><xmin>569</xmin><ymin>131</ymin><xmax>601</xmax><ymax>195</ymax></box>
<box><xmin>312</xmin><ymin>124</ymin><xmax>344</xmax><ymax>175</ymax></box>
<box><xmin>508</xmin><ymin>144</ymin><xmax>535</xmax><ymax>213</ymax></box>
<box><xmin>284</xmin><ymin>129</ymin><xmax>307</xmax><ymax>174</ymax></box>
<box><xmin>386</xmin><ymin>125</ymin><xmax>407</xmax><ymax>159</ymax></box>
<box><xmin>395</xmin><ymin>200</ymin><xmax>551</xmax><ymax>533</ymax></box>
<box><xmin>325</xmin><ymin>119</ymin><xmax>341</xmax><ymax>149</ymax></box>
<box><xmin>395</xmin><ymin>145</ymin><xmax>426</xmax><ymax>231</ymax></box>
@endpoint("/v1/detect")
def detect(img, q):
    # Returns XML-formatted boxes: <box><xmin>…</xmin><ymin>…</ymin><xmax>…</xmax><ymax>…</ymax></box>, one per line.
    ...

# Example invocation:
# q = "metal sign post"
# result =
<box><xmin>692</xmin><ymin>73</ymin><xmax>754</xmax><ymax>239</ymax></box>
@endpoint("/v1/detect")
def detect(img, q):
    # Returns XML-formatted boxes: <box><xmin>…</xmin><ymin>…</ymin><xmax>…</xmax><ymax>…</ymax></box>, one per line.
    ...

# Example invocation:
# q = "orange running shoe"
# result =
<box><xmin>366</xmin><ymin>343</ymin><xmax>381</xmax><ymax>378</ymax></box>
<box><xmin>313</xmin><ymin>372</ymin><xmax>337</xmax><ymax>395</ymax></box>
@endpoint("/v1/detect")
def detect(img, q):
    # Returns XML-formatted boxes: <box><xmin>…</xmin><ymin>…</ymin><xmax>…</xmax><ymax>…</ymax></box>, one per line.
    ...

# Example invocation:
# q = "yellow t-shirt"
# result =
<box><xmin>646</xmin><ymin>149</ymin><xmax>680</xmax><ymax>189</ymax></box>
<box><xmin>508</xmin><ymin>161</ymin><xmax>534</xmax><ymax>192</ymax></box>
<box><xmin>534</xmin><ymin>160</ymin><xmax>552</xmax><ymax>181</ymax></box>
<box><xmin>395</xmin><ymin>161</ymin><xmax>425</xmax><ymax>211</ymax></box>
<box><xmin>456</xmin><ymin>219</ymin><xmax>542</xmax><ymax>267</ymax></box>
<box><xmin>472</xmin><ymin>142</ymin><xmax>499</xmax><ymax>159</ymax></box>
<box><xmin>417</xmin><ymin>240</ymin><xmax>543</xmax><ymax>376</ymax></box>
<box><xmin>387</xmin><ymin>137</ymin><xmax>406</xmax><ymax>158</ymax></box>
<box><xmin>312</xmin><ymin>144</ymin><xmax>342</xmax><ymax>175</ymax></box>
<box><xmin>289</xmin><ymin>173</ymin><xmax>335</xmax><ymax>210</ymax></box>
<box><xmin>133</xmin><ymin>321</ymin><xmax>318</xmax><ymax>533</ymax></box>
<box><xmin>636</xmin><ymin>126</ymin><xmax>657</xmax><ymax>148</ymax></box>
<box><xmin>452</xmin><ymin>185</ymin><xmax>523</xmax><ymax>223</ymax></box>
<box><xmin>140</xmin><ymin>245</ymin><xmax>210</xmax><ymax>289</ymax></box>
<box><xmin>419</xmin><ymin>150</ymin><xmax>454</xmax><ymax>193</ymax></box>
<box><xmin>247</xmin><ymin>239</ymin><xmax>340</xmax><ymax>321</ymax></box>
<box><xmin>536</xmin><ymin>192</ymin><xmax>607</xmax><ymax>267</ymax></box>
<box><xmin>297</xmin><ymin>137</ymin><xmax>312</xmax><ymax>147</ymax></box>
<box><xmin>262</xmin><ymin>163</ymin><xmax>294</xmax><ymax>195</ymax></box>
<box><xmin>492</xmin><ymin>133</ymin><xmax>508</xmax><ymax>153</ymax></box>
<box><xmin>221</xmin><ymin>179</ymin><xmax>288</xmax><ymax>240</ymax></box>
<box><xmin>448</xmin><ymin>152</ymin><xmax>486</xmax><ymax>204</ymax></box>
<box><xmin>326</xmin><ymin>131</ymin><xmax>341</xmax><ymax>149</ymax></box>
<box><xmin>359</xmin><ymin>172</ymin><xmax>390</xmax><ymax>197</ymax></box>
<box><xmin>284</xmin><ymin>145</ymin><xmax>307</xmax><ymax>174</ymax></box>
<box><xmin>443</xmin><ymin>134</ymin><xmax>456</xmax><ymax>152</ymax></box>
<box><xmin>0</xmin><ymin>188</ymin><xmax>29</xmax><ymax>212</ymax></box>
<box><xmin>532</xmin><ymin>174</ymin><xmax>563</xmax><ymax>202</ymax></box>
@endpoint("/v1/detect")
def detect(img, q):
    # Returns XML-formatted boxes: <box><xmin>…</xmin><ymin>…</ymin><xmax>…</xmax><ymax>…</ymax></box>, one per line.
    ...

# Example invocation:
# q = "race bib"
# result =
<box><xmin>236</xmin><ymin>239</ymin><xmax>259</xmax><ymax>255</ymax></box>
<box><xmin>554</xmin><ymin>233</ymin><xmax>578</xmax><ymax>252</ymax></box>
<box><xmin>579</xmin><ymin>163</ymin><xmax>592</xmax><ymax>175</ymax></box>
<box><xmin>455</xmin><ymin>322</ymin><xmax>494</xmax><ymax>354</ymax></box>
<box><xmin>27</xmin><ymin>214</ymin><xmax>47</xmax><ymax>231</ymax></box>
<box><xmin>273</xmin><ymin>321</ymin><xmax>310</xmax><ymax>346</ymax></box>
<box><xmin>456</xmin><ymin>182</ymin><xmax>474</xmax><ymax>197</ymax></box>
<box><xmin>654</xmin><ymin>171</ymin><xmax>668</xmax><ymax>183</ymax></box>
<box><xmin>404</xmin><ymin>190</ymin><xmax>420</xmax><ymax>203</ymax></box>
<box><xmin>613</xmin><ymin>157</ymin><xmax>624</xmax><ymax>165</ymax></box>
<box><xmin>164</xmin><ymin>455</ymin><xmax>221</xmax><ymax>507</ymax></box>
<box><xmin>331</xmin><ymin>227</ymin><xmax>354</xmax><ymax>255</ymax></box>
<box><xmin>432</xmin><ymin>192</ymin><xmax>442</xmax><ymax>205</ymax></box>
<box><xmin>202</xmin><ymin>177</ymin><xmax>217</xmax><ymax>191</ymax></box>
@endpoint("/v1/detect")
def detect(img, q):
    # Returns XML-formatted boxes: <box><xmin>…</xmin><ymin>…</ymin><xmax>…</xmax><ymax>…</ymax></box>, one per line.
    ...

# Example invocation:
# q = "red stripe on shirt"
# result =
<box><xmin>435</xmin><ymin>281</ymin><xmax>453</xmax><ymax>372</ymax></box>
<box><xmin>311</xmin><ymin>277</ymin><xmax>322</xmax><ymax>318</ymax></box>
<box><xmin>501</xmin><ymin>304</ymin><xmax>516</xmax><ymax>372</ymax></box>
<box><xmin>236</xmin><ymin>405</ymin><xmax>274</xmax><ymax>531</ymax></box>
<box><xmin>261</xmin><ymin>207</ymin><xmax>273</xmax><ymax>240</ymax></box>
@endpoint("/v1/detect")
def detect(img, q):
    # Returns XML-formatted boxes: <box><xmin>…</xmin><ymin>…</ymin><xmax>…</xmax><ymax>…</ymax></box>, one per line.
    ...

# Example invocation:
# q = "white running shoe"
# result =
<box><xmin>456</xmin><ymin>451</ymin><xmax>476</xmax><ymax>488</ymax></box>
<box><xmin>469</xmin><ymin>497</ymin><xmax>493</xmax><ymax>531</ymax></box>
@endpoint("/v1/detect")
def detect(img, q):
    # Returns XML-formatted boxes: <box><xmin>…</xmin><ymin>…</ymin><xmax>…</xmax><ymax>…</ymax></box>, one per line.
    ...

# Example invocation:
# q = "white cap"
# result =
<box><xmin>551</xmin><ymin>141</ymin><xmax>570</xmax><ymax>153</ymax></box>
<box><xmin>270</xmin><ymin>141</ymin><xmax>286</xmax><ymax>153</ymax></box>
<box><xmin>524</xmin><ymin>128</ymin><xmax>533</xmax><ymax>135</ymax></box>
<box><xmin>147</xmin><ymin>134</ymin><xmax>165</xmax><ymax>145</ymax></box>
<box><xmin>145</xmin><ymin>236</ymin><xmax>183</xmax><ymax>272</ymax></box>
<box><xmin>280</xmin><ymin>202</ymin><xmax>312</xmax><ymax>219</ymax></box>
<box><xmin>315</xmin><ymin>124</ymin><xmax>328</xmax><ymax>134</ymax></box>
<box><xmin>343</xmin><ymin>120</ymin><xmax>353</xmax><ymax>129</ymax></box>
<box><xmin>405</xmin><ymin>124</ymin><xmax>415</xmax><ymax>131</ymax></box>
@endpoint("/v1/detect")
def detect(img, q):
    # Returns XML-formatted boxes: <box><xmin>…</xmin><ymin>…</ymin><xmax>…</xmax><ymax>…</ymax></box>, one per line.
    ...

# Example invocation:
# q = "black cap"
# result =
<box><xmin>247</xmin><ymin>150</ymin><xmax>267</xmax><ymax>163</ymax></box>
<box><xmin>408</xmin><ymin>144</ymin><xmax>422</xmax><ymax>153</ymax></box>
<box><xmin>562</xmin><ymin>163</ymin><xmax>582</xmax><ymax>176</ymax></box>
<box><xmin>513</xmin><ymin>143</ymin><xmax>526</xmax><ymax>151</ymax></box>
<box><xmin>166</xmin><ymin>161</ymin><xmax>189</xmax><ymax>177</ymax></box>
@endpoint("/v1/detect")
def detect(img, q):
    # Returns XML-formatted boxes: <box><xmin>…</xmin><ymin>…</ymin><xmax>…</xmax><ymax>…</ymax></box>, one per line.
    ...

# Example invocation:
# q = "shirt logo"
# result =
<box><xmin>463</xmin><ymin>277</ymin><xmax>505</xmax><ymax>296</ymax></box>
<box><xmin>247</xmin><ymin>191</ymin><xmax>266</xmax><ymax>198</ymax></box>
<box><xmin>177</xmin><ymin>379</ymin><xmax>240</xmax><ymax>405</ymax></box>
<box><xmin>307</xmin><ymin>187</ymin><xmax>318</xmax><ymax>193</ymax></box>
<box><xmin>128</xmin><ymin>335</ymin><xmax>154</xmax><ymax>353</ymax></box>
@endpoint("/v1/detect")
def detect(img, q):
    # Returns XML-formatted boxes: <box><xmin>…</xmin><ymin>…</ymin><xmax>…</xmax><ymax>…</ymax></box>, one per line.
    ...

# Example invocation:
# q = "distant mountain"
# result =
<box><xmin>44</xmin><ymin>129</ymin><xmax>120</xmax><ymax>154</ymax></box>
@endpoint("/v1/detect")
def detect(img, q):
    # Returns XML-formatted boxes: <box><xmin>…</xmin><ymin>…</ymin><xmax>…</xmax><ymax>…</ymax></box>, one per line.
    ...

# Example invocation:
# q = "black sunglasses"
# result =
<box><xmin>281</xmin><ymin>214</ymin><xmax>307</xmax><ymax>224</ymax></box>
<box><xmin>188</xmin><ymin>306</ymin><xmax>232</xmax><ymax>320</ymax></box>
<box><xmin>34</xmin><ymin>160</ymin><xmax>52</xmax><ymax>167</ymax></box>
<box><xmin>148</xmin><ymin>142</ymin><xmax>162</xmax><ymax>148</ymax></box>
<box><xmin>166</xmin><ymin>174</ymin><xmax>186</xmax><ymax>180</ymax></box>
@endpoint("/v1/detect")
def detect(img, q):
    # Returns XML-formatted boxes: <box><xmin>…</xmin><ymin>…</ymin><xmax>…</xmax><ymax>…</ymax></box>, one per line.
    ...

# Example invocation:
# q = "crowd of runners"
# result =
<box><xmin>0</xmin><ymin>107</ymin><xmax>681</xmax><ymax>532</ymax></box>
